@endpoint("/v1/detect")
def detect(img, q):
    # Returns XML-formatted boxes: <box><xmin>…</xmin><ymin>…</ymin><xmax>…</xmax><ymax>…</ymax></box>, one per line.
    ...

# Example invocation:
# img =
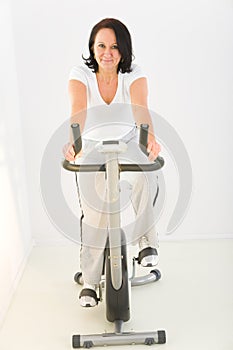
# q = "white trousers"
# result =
<box><xmin>77</xmin><ymin>137</ymin><xmax>159</xmax><ymax>285</ymax></box>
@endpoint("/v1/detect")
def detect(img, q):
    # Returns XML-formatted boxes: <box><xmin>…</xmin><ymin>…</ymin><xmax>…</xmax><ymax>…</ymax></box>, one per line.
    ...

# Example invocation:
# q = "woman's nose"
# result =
<box><xmin>104</xmin><ymin>47</ymin><xmax>111</xmax><ymax>55</ymax></box>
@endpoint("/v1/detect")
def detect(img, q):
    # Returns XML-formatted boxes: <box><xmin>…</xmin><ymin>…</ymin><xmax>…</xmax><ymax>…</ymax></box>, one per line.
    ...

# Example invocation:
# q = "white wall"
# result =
<box><xmin>0</xmin><ymin>0</ymin><xmax>33</xmax><ymax>326</ymax></box>
<box><xmin>9</xmin><ymin>0</ymin><xmax>233</xmax><ymax>244</ymax></box>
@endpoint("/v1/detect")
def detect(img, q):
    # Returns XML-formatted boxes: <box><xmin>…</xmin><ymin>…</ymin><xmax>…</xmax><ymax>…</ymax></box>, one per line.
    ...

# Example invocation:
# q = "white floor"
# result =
<box><xmin>0</xmin><ymin>239</ymin><xmax>233</xmax><ymax>350</ymax></box>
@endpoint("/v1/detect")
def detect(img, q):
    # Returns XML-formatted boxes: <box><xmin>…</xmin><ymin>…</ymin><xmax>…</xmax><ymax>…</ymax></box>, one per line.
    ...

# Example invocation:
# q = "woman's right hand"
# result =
<box><xmin>63</xmin><ymin>142</ymin><xmax>82</xmax><ymax>161</ymax></box>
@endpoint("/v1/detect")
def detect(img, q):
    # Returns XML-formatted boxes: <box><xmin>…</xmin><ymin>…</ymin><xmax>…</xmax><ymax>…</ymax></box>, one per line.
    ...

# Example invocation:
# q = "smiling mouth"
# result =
<box><xmin>102</xmin><ymin>59</ymin><xmax>113</xmax><ymax>63</ymax></box>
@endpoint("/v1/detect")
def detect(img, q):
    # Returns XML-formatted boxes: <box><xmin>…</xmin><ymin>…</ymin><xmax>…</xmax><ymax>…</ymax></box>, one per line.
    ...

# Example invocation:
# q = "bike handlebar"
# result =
<box><xmin>62</xmin><ymin>123</ymin><xmax>164</xmax><ymax>172</ymax></box>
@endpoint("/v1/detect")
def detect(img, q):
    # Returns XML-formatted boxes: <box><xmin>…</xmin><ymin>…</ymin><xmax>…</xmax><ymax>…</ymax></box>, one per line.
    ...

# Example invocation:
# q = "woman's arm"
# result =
<box><xmin>68</xmin><ymin>79</ymin><xmax>87</xmax><ymax>134</ymax></box>
<box><xmin>64</xmin><ymin>80</ymin><xmax>87</xmax><ymax>160</ymax></box>
<box><xmin>130</xmin><ymin>77</ymin><xmax>161</xmax><ymax>161</ymax></box>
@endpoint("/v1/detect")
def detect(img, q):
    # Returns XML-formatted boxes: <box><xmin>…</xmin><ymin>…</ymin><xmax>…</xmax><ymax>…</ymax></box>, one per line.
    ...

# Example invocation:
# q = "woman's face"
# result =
<box><xmin>93</xmin><ymin>28</ymin><xmax>122</xmax><ymax>73</ymax></box>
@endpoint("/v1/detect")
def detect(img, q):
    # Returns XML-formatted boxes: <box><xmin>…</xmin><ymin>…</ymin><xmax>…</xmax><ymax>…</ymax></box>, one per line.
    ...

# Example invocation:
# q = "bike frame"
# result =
<box><xmin>62</xmin><ymin>123</ymin><xmax>166</xmax><ymax>347</ymax></box>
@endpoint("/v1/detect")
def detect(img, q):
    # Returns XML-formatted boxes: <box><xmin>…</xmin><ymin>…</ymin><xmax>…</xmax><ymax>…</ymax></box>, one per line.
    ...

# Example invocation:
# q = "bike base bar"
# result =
<box><xmin>72</xmin><ymin>329</ymin><xmax>166</xmax><ymax>347</ymax></box>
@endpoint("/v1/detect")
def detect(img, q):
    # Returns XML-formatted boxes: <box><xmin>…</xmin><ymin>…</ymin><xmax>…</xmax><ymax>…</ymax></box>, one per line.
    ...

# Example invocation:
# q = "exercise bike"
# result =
<box><xmin>62</xmin><ymin>123</ymin><xmax>166</xmax><ymax>348</ymax></box>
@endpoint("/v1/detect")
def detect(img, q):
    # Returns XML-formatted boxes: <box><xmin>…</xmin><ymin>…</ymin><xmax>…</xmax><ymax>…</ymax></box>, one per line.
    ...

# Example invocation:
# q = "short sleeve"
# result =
<box><xmin>124</xmin><ymin>64</ymin><xmax>147</xmax><ymax>90</ymax></box>
<box><xmin>69</xmin><ymin>66</ymin><xmax>88</xmax><ymax>86</ymax></box>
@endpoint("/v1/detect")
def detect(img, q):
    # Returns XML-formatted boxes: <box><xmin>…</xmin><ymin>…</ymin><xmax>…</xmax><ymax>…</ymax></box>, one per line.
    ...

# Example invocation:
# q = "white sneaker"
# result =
<box><xmin>140</xmin><ymin>253</ymin><xmax>159</xmax><ymax>267</ymax></box>
<box><xmin>138</xmin><ymin>236</ymin><xmax>159</xmax><ymax>267</ymax></box>
<box><xmin>79</xmin><ymin>283</ymin><xmax>98</xmax><ymax>307</ymax></box>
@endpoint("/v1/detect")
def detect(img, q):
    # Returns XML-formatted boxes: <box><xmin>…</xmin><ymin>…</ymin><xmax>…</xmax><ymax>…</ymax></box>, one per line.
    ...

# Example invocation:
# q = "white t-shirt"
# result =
<box><xmin>69</xmin><ymin>63</ymin><xmax>146</xmax><ymax>142</ymax></box>
<box><xmin>69</xmin><ymin>63</ymin><xmax>146</xmax><ymax>107</ymax></box>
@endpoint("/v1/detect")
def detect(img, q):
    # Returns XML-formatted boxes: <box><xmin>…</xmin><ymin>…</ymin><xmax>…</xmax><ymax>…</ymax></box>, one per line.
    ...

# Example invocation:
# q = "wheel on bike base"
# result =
<box><xmin>144</xmin><ymin>330</ymin><xmax>166</xmax><ymax>345</ymax></box>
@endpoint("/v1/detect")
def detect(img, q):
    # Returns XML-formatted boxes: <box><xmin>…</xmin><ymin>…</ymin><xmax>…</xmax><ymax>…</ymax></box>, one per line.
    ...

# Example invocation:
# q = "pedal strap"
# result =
<box><xmin>79</xmin><ymin>288</ymin><xmax>99</xmax><ymax>304</ymax></box>
<box><xmin>137</xmin><ymin>247</ymin><xmax>158</xmax><ymax>265</ymax></box>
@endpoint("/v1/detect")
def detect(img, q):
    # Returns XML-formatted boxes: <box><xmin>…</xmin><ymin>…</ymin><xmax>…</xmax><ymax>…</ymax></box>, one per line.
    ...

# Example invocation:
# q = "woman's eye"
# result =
<box><xmin>97</xmin><ymin>43</ymin><xmax>118</xmax><ymax>49</ymax></box>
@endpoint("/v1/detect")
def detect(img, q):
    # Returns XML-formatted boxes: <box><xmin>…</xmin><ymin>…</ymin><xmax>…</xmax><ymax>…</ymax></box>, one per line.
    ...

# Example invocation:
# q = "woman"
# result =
<box><xmin>64</xmin><ymin>18</ymin><xmax>161</xmax><ymax>307</ymax></box>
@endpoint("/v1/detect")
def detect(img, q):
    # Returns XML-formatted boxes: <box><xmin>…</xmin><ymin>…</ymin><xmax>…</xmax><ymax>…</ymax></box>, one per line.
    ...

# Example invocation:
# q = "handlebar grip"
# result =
<box><xmin>71</xmin><ymin>123</ymin><xmax>82</xmax><ymax>155</ymax></box>
<box><xmin>139</xmin><ymin>124</ymin><xmax>149</xmax><ymax>156</ymax></box>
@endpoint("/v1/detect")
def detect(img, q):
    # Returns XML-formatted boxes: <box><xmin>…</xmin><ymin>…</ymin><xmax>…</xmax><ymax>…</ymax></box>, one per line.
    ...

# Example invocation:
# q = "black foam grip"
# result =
<box><xmin>139</xmin><ymin>124</ymin><xmax>149</xmax><ymax>156</ymax></box>
<box><xmin>71</xmin><ymin>123</ymin><xmax>82</xmax><ymax>155</ymax></box>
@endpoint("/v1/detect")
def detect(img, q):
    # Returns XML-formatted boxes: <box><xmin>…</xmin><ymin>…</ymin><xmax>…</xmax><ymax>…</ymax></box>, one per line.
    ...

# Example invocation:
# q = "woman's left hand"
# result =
<box><xmin>147</xmin><ymin>134</ymin><xmax>161</xmax><ymax>162</ymax></box>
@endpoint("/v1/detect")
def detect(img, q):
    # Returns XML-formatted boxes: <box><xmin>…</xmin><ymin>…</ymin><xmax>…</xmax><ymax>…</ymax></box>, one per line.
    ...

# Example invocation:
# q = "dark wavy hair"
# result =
<box><xmin>82</xmin><ymin>18</ymin><xmax>134</xmax><ymax>74</ymax></box>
